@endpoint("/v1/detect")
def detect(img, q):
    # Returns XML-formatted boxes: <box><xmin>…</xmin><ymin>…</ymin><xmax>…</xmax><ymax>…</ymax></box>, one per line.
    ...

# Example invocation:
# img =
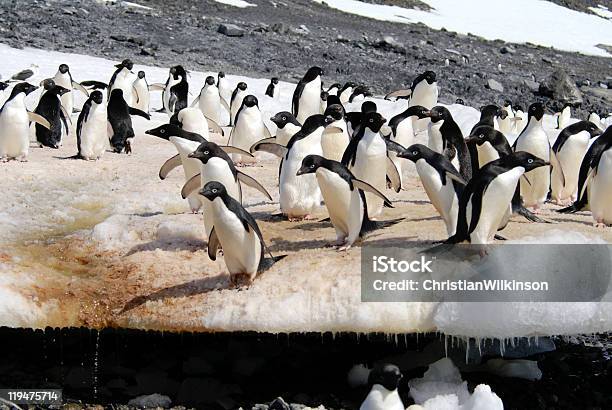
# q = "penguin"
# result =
<box><xmin>386</xmin><ymin>70</ymin><xmax>438</xmax><ymax>108</ymax></box>
<box><xmin>426</xmin><ymin>106</ymin><xmax>472</xmax><ymax>181</ymax></box>
<box><xmin>252</xmin><ymin>114</ymin><xmax>335</xmax><ymax>220</ymax></box>
<box><xmin>326</xmin><ymin>83</ymin><xmax>341</xmax><ymax>96</ymax></box>
<box><xmin>297</xmin><ymin>155</ymin><xmax>400</xmax><ymax>250</ymax></box>
<box><xmin>229</xmin><ymin>95</ymin><xmax>272</xmax><ymax>164</ymax></box>
<box><xmin>0</xmin><ymin>82</ymin><xmax>50</xmax><ymax>162</ymax></box>
<box><xmin>513</xmin><ymin>103</ymin><xmax>550</xmax><ymax>211</ymax></box>
<box><xmin>455</xmin><ymin>98</ymin><xmax>465</xmax><ymax>105</ymax></box>
<box><xmin>336</xmin><ymin>81</ymin><xmax>355</xmax><ymax>105</ymax></box>
<box><xmin>448</xmin><ymin>151</ymin><xmax>549</xmax><ymax>245</ymax></box>
<box><xmin>162</xmin><ymin>65</ymin><xmax>189</xmax><ymax>116</ymax></box>
<box><xmin>229</xmin><ymin>82</ymin><xmax>248</xmax><ymax>126</ymax></box>
<box><xmin>10</xmin><ymin>64</ymin><xmax>39</xmax><ymax>82</ymax></box>
<box><xmin>470</xmin><ymin>104</ymin><xmax>507</xmax><ymax>133</ymax></box>
<box><xmin>386</xmin><ymin>105</ymin><xmax>431</xmax><ymax>187</ymax></box>
<box><xmin>398</xmin><ymin>144</ymin><xmax>465</xmax><ymax>236</ymax></box>
<box><xmin>199</xmin><ymin>181</ymin><xmax>282</xmax><ymax>286</ymax></box>
<box><xmin>174</xmin><ymin>107</ymin><xmax>210</xmax><ymax>139</ymax></box>
<box><xmin>319</xmin><ymin>91</ymin><xmax>329</xmax><ymax>114</ymax></box>
<box><xmin>345</xmin><ymin>101</ymin><xmax>378</xmax><ymax>137</ymax></box>
<box><xmin>270</xmin><ymin>111</ymin><xmax>301</xmax><ymax>146</ymax></box>
<box><xmin>292</xmin><ymin>66</ymin><xmax>323</xmax><ymax>123</ymax></box>
<box><xmin>582</xmin><ymin>127</ymin><xmax>612</xmax><ymax>226</ymax></box>
<box><xmin>107</xmin><ymin>89</ymin><xmax>150</xmax><ymax>154</ymax></box>
<box><xmin>34</xmin><ymin>80</ymin><xmax>70</xmax><ymax>148</ymax></box>
<box><xmin>341</xmin><ymin>111</ymin><xmax>401</xmax><ymax>218</ymax></box>
<box><xmin>131</xmin><ymin>71</ymin><xmax>150</xmax><ymax>113</ymax></box>
<box><xmin>589</xmin><ymin>112</ymin><xmax>606</xmax><ymax>131</ymax></box>
<box><xmin>217</xmin><ymin>71</ymin><xmax>232</xmax><ymax>111</ymax></box>
<box><xmin>348</xmin><ymin>85</ymin><xmax>372</xmax><ymax>103</ymax></box>
<box><xmin>513</xmin><ymin>104</ymin><xmax>528</xmax><ymax>135</ymax></box>
<box><xmin>108</xmin><ymin>59</ymin><xmax>136</xmax><ymax>106</ymax></box>
<box><xmin>192</xmin><ymin>76</ymin><xmax>225</xmax><ymax>124</ymax></box>
<box><xmin>265</xmin><ymin>77</ymin><xmax>279</xmax><ymax>98</ymax></box>
<box><xmin>75</xmin><ymin>90</ymin><xmax>107</xmax><ymax>160</ymax></box>
<box><xmin>321</xmin><ymin>104</ymin><xmax>350</xmax><ymax>162</ymax></box>
<box><xmin>50</xmin><ymin>63</ymin><xmax>89</xmax><ymax>115</ymax></box>
<box><xmin>498</xmin><ymin>100</ymin><xmax>515</xmax><ymax>135</ymax></box>
<box><xmin>359</xmin><ymin>364</ymin><xmax>404</xmax><ymax>410</ymax></box>
<box><xmin>550</xmin><ymin>121</ymin><xmax>602</xmax><ymax>205</ymax></box>
<box><xmin>556</xmin><ymin>103</ymin><xmax>572</xmax><ymax>130</ymax></box>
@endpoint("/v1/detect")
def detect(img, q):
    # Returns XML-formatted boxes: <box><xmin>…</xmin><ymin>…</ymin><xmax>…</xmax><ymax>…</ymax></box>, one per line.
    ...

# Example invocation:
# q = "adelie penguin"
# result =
<box><xmin>131</xmin><ymin>71</ymin><xmax>150</xmax><ymax>114</ymax></box>
<box><xmin>326</xmin><ymin>83</ymin><xmax>341</xmax><ymax>96</ymax></box>
<box><xmin>107</xmin><ymin>89</ymin><xmax>150</xmax><ymax>154</ymax></box>
<box><xmin>49</xmin><ymin>63</ymin><xmax>89</xmax><ymax>115</ymax></box>
<box><xmin>579</xmin><ymin>127</ymin><xmax>612</xmax><ymax>227</ymax></box>
<box><xmin>398</xmin><ymin>144</ymin><xmax>465</xmax><ymax>236</ymax></box>
<box><xmin>555</xmin><ymin>102</ymin><xmax>572</xmax><ymax>130</ymax></box>
<box><xmin>157</xmin><ymin>65</ymin><xmax>189</xmax><ymax>116</ymax></box>
<box><xmin>348</xmin><ymin>85</ymin><xmax>372</xmax><ymax>104</ymax></box>
<box><xmin>34</xmin><ymin>79</ymin><xmax>70</xmax><ymax>149</ymax></box>
<box><xmin>321</xmin><ymin>104</ymin><xmax>350</xmax><ymax>162</ymax></box>
<box><xmin>0</xmin><ymin>82</ymin><xmax>50</xmax><ymax>162</ymax></box>
<box><xmin>75</xmin><ymin>90</ymin><xmax>107</xmax><ymax>160</ymax></box>
<box><xmin>229</xmin><ymin>95</ymin><xmax>272</xmax><ymax>164</ymax></box>
<box><xmin>108</xmin><ymin>59</ymin><xmax>136</xmax><ymax>106</ymax></box>
<box><xmin>216</xmin><ymin>71</ymin><xmax>231</xmax><ymax>111</ymax></box>
<box><xmin>192</xmin><ymin>76</ymin><xmax>227</xmax><ymax>125</ymax></box>
<box><xmin>386</xmin><ymin>70</ymin><xmax>438</xmax><ymax>131</ymax></box>
<box><xmin>338</xmin><ymin>82</ymin><xmax>356</xmax><ymax>105</ymax></box>
<box><xmin>345</xmin><ymin>100</ymin><xmax>377</xmax><ymax>137</ymax></box>
<box><xmin>265</xmin><ymin>77</ymin><xmax>279</xmax><ymax>98</ymax></box>
<box><xmin>270</xmin><ymin>111</ymin><xmax>301</xmax><ymax>146</ymax></box>
<box><xmin>498</xmin><ymin>100</ymin><xmax>515</xmax><ymax>135</ymax></box>
<box><xmin>292</xmin><ymin>66</ymin><xmax>323</xmax><ymax>123</ymax></box>
<box><xmin>297</xmin><ymin>155</ymin><xmax>400</xmax><ymax>250</ymax></box>
<box><xmin>513</xmin><ymin>104</ymin><xmax>527</xmax><ymax>135</ymax></box>
<box><xmin>229</xmin><ymin>82</ymin><xmax>248</xmax><ymax>126</ymax></box>
<box><xmin>550</xmin><ymin>120</ymin><xmax>602</xmax><ymax>205</ymax></box>
<box><xmin>199</xmin><ymin>181</ymin><xmax>284</xmax><ymax>287</ymax></box>
<box><xmin>359</xmin><ymin>364</ymin><xmax>404</xmax><ymax>410</ymax></box>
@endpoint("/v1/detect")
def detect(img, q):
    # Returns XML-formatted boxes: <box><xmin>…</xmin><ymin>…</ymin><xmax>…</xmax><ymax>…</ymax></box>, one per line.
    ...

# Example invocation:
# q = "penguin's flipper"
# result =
<box><xmin>219</xmin><ymin>145</ymin><xmax>254</xmax><ymax>158</ymax></box>
<box><xmin>384</xmin><ymin>88</ymin><xmax>411</xmax><ymax>101</ymax></box>
<box><xmin>148</xmin><ymin>83</ymin><xmax>166</xmax><ymax>91</ymax></box>
<box><xmin>190</xmin><ymin>96</ymin><xmax>199</xmax><ymax>108</ymax></box>
<box><xmin>181</xmin><ymin>173</ymin><xmax>201</xmax><ymax>199</ymax></box>
<box><xmin>159</xmin><ymin>154</ymin><xmax>181</xmax><ymax>180</ymax></box>
<box><xmin>80</xmin><ymin>80</ymin><xmax>108</xmax><ymax>90</ymax></box>
<box><xmin>132</xmin><ymin>85</ymin><xmax>140</xmax><ymax>104</ymax></box>
<box><xmin>250</xmin><ymin>142</ymin><xmax>287</xmax><ymax>158</ymax></box>
<box><xmin>60</xmin><ymin>105</ymin><xmax>73</xmax><ymax>125</ymax></box>
<box><xmin>263</xmin><ymin>123</ymin><xmax>273</xmax><ymax>139</ymax></box>
<box><xmin>220</xmin><ymin>97</ymin><xmax>231</xmax><ymax>113</ymax></box>
<box><xmin>237</xmin><ymin>171</ymin><xmax>273</xmax><ymax>201</ymax></box>
<box><xmin>27</xmin><ymin>112</ymin><xmax>51</xmax><ymax>129</ymax></box>
<box><xmin>549</xmin><ymin>148</ymin><xmax>565</xmax><ymax>187</ymax></box>
<box><xmin>203</xmin><ymin>115</ymin><xmax>224</xmax><ymax>136</ymax></box>
<box><xmin>128</xmin><ymin>107</ymin><xmax>151</xmax><ymax>120</ymax></box>
<box><xmin>521</xmin><ymin>174</ymin><xmax>532</xmax><ymax>186</ymax></box>
<box><xmin>72</xmin><ymin>81</ymin><xmax>90</xmax><ymax>97</ymax></box>
<box><xmin>579</xmin><ymin>167</ymin><xmax>596</xmax><ymax>200</ymax></box>
<box><xmin>207</xmin><ymin>227</ymin><xmax>220</xmax><ymax>261</ymax></box>
<box><xmin>446</xmin><ymin>172</ymin><xmax>466</xmax><ymax>186</ymax></box>
<box><xmin>384</xmin><ymin>138</ymin><xmax>405</xmax><ymax>154</ymax></box>
<box><xmin>249</xmin><ymin>137</ymin><xmax>276</xmax><ymax>150</ymax></box>
<box><xmin>352</xmin><ymin>178</ymin><xmax>393</xmax><ymax>208</ymax></box>
<box><xmin>385</xmin><ymin>156</ymin><xmax>402</xmax><ymax>192</ymax></box>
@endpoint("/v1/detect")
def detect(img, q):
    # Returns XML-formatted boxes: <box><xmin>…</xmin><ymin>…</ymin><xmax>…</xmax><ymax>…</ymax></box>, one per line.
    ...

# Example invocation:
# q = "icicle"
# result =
<box><xmin>444</xmin><ymin>334</ymin><xmax>448</xmax><ymax>357</ymax></box>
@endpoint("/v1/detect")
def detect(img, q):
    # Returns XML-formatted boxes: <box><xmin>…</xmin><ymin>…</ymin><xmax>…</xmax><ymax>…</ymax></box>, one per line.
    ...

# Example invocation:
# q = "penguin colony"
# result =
<box><xmin>1</xmin><ymin>61</ymin><xmax>611</xmax><ymax>286</ymax></box>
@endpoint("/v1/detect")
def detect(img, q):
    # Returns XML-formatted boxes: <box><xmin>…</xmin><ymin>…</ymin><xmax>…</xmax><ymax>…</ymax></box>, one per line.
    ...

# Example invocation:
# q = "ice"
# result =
<box><xmin>312</xmin><ymin>0</ymin><xmax>612</xmax><ymax>57</ymax></box>
<box><xmin>589</xmin><ymin>5</ymin><xmax>612</xmax><ymax>19</ymax></box>
<box><xmin>91</xmin><ymin>215</ymin><xmax>138</xmax><ymax>251</ymax></box>
<box><xmin>213</xmin><ymin>0</ymin><xmax>257</xmax><ymax>7</ymax></box>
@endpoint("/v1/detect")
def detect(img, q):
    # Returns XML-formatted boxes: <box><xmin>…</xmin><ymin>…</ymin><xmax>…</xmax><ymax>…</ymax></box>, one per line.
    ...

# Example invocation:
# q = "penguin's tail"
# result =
<box><xmin>362</xmin><ymin>217</ymin><xmax>403</xmax><ymax>234</ymax></box>
<box><xmin>258</xmin><ymin>254</ymin><xmax>287</xmax><ymax>273</ymax></box>
<box><xmin>59</xmin><ymin>154</ymin><xmax>83</xmax><ymax>160</ymax></box>
<box><xmin>557</xmin><ymin>203</ymin><xmax>580</xmax><ymax>214</ymax></box>
<box><xmin>515</xmin><ymin>205</ymin><xmax>551</xmax><ymax>223</ymax></box>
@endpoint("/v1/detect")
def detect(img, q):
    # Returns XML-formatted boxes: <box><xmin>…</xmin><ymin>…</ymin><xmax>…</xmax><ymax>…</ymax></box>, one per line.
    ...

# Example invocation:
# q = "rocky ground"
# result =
<box><xmin>0</xmin><ymin>0</ymin><xmax>610</xmax><ymax>117</ymax></box>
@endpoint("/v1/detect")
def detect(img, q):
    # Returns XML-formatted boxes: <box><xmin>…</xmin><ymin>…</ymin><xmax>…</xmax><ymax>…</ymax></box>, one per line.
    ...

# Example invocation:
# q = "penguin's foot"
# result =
<box><xmin>17</xmin><ymin>155</ymin><xmax>28</xmax><ymax>162</ymax></box>
<box><xmin>338</xmin><ymin>244</ymin><xmax>352</xmax><ymax>252</ymax></box>
<box><xmin>528</xmin><ymin>205</ymin><xmax>542</xmax><ymax>214</ymax></box>
<box><xmin>326</xmin><ymin>239</ymin><xmax>347</xmax><ymax>247</ymax></box>
<box><xmin>0</xmin><ymin>156</ymin><xmax>9</xmax><ymax>163</ymax></box>
<box><xmin>594</xmin><ymin>220</ymin><xmax>608</xmax><ymax>229</ymax></box>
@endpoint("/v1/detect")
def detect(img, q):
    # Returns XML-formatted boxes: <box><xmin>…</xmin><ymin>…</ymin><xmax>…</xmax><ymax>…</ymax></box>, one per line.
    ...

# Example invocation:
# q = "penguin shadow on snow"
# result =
<box><xmin>125</xmin><ymin>236</ymin><xmax>207</xmax><ymax>256</ymax></box>
<box><xmin>268</xmin><ymin>236</ymin><xmax>330</xmax><ymax>252</ymax></box>
<box><xmin>393</xmin><ymin>198</ymin><xmax>432</xmax><ymax>206</ymax></box>
<box><xmin>289</xmin><ymin>219</ymin><xmax>333</xmax><ymax>231</ymax></box>
<box><xmin>404</xmin><ymin>215</ymin><xmax>442</xmax><ymax>223</ymax></box>
<box><xmin>119</xmin><ymin>274</ymin><xmax>228</xmax><ymax>314</ymax></box>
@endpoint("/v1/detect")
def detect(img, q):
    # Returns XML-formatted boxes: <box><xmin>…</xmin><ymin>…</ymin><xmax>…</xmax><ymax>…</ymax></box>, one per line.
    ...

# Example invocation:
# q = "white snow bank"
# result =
<box><xmin>589</xmin><ymin>5</ymin><xmax>612</xmax><ymax>19</ymax></box>
<box><xmin>213</xmin><ymin>0</ymin><xmax>257</xmax><ymax>7</ymax></box>
<box><xmin>312</xmin><ymin>0</ymin><xmax>612</xmax><ymax>57</ymax></box>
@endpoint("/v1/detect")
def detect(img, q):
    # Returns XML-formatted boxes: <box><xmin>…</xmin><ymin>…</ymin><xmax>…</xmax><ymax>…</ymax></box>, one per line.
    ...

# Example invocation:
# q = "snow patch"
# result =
<box><xmin>91</xmin><ymin>215</ymin><xmax>138</xmax><ymax>250</ymax></box>
<box><xmin>213</xmin><ymin>0</ymin><xmax>257</xmax><ymax>8</ymax></box>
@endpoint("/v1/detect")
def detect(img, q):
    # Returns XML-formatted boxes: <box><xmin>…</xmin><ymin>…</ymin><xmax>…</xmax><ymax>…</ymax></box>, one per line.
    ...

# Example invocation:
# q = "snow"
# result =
<box><xmin>589</xmin><ymin>5</ymin><xmax>612</xmax><ymax>19</ymax></box>
<box><xmin>312</xmin><ymin>0</ymin><xmax>612</xmax><ymax>57</ymax></box>
<box><xmin>0</xmin><ymin>44</ymin><xmax>611</xmax><ymax>340</ymax></box>
<box><xmin>213</xmin><ymin>0</ymin><xmax>257</xmax><ymax>8</ymax></box>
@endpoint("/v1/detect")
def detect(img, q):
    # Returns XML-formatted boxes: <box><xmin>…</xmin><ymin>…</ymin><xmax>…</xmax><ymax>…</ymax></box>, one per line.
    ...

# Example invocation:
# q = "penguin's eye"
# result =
<box><xmin>282</xmin><ymin>116</ymin><xmax>287</xmax><ymax>121</ymax></box>
<box><xmin>369</xmin><ymin>118</ymin><xmax>374</xmax><ymax>123</ymax></box>
<box><xmin>479</xmin><ymin>134</ymin><xmax>484</xmax><ymax>139</ymax></box>
<box><xmin>204</xmin><ymin>151</ymin><xmax>209</xmax><ymax>155</ymax></box>
<box><xmin>412</xmin><ymin>150</ymin><xmax>418</xmax><ymax>155</ymax></box>
<box><xmin>160</xmin><ymin>129</ymin><xmax>165</xmax><ymax>134</ymax></box>
<box><xmin>527</xmin><ymin>159</ymin><xmax>534</xmax><ymax>164</ymax></box>
<box><xmin>212</xmin><ymin>189</ymin><xmax>218</xmax><ymax>193</ymax></box>
<box><xmin>310</xmin><ymin>164</ymin><xmax>315</xmax><ymax>168</ymax></box>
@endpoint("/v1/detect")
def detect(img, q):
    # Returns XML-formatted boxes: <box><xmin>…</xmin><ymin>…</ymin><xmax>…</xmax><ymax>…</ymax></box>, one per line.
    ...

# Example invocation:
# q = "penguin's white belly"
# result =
<box><xmin>427</xmin><ymin>122</ymin><xmax>444</xmax><ymax>154</ymax></box>
<box><xmin>80</xmin><ymin>108</ymin><xmax>108</xmax><ymax>159</ymax></box>
<box><xmin>589</xmin><ymin>150</ymin><xmax>612</xmax><ymax>225</ymax></box>
<box><xmin>54</xmin><ymin>73</ymin><xmax>74</xmax><ymax>114</ymax></box>
<box><xmin>230</xmin><ymin>93</ymin><xmax>245</xmax><ymax>124</ymax></box>
<box><xmin>112</xmin><ymin>73</ymin><xmax>135</xmax><ymax>106</ymax></box>
<box><xmin>163</xmin><ymin>78</ymin><xmax>179</xmax><ymax>113</ymax></box>
<box><xmin>199</xmin><ymin>90</ymin><xmax>221</xmax><ymax>124</ymax></box>
<box><xmin>416</xmin><ymin>160</ymin><xmax>459</xmax><ymax>236</ymax></box>
<box><xmin>477</xmin><ymin>141</ymin><xmax>500</xmax><ymax>168</ymax></box>
<box><xmin>516</xmin><ymin>129</ymin><xmax>550</xmax><ymax>207</ymax></box>
<box><xmin>468</xmin><ymin>167</ymin><xmax>523</xmax><ymax>244</ymax></box>
<box><xmin>321</xmin><ymin>123</ymin><xmax>349</xmax><ymax>162</ymax></box>
<box><xmin>498</xmin><ymin>117</ymin><xmax>514</xmax><ymax>135</ymax></box>
<box><xmin>316</xmin><ymin>169</ymin><xmax>352</xmax><ymax>237</ymax></box>
<box><xmin>359</xmin><ymin>385</ymin><xmax>404</xmax><ymax>410</ymax></box>
<box><xmin>410</xmin><ymin>82</ymin><xmax>437</xmax><ymax>110</ymax></box>
<box><xmin>201</xmin><ymin>158</ymin><xmax>241</xmax><ymax>236</ymax></box>
<box><xmin>132</xmin><ymin>81</ymin><xmax>150</xmax><ymax>112</ymax></box>
<box><xmin>231</xmin><ymin>110</ymin><xmax>264</xmax><ymax>162</ymax></box>
<box><xmin>0</xmin><ymin>103</ymin><xmax>29</xmax><ymax>158</ymax></box>
<box><xmin>179</xmin><ymin>108</ymin><xmax>209</xmax><ymax>138</ymax></box>
<box><xmin>276</xmin><ymin>124</ymin><xmax>300</xmax><ymax>146</ymax></box>
<box><xmin>390</xmin><ymin>120</ymin><xmax>414</xmax><ymax>185</ymax></box>
<box><xmin>210</xmin><ymin>199</ymin><xmax>261</xmax><ymax>276</ymax></box>
<box><xmin>280</xmin><ymin>141</ymin><xmax>322</xmax><ymax>217</ymax></box>
<box><xmin>351</xmin><ymin>136</ymin><xmax>387</xmax><ymax>218</ymax></box>
<box><xmin>297</xmin><ymin>80</ymin><xmax>321</xmax><ymax>123</ymax></box>
<box><xmin>551</xmin><ymin>133</ymin><xmax>589</xmax><ymax>201</ymax></box>
<box><xmin>172</xmin><ymin>137</ymin><xmax>204</xmax><ymax>212</ymax></box>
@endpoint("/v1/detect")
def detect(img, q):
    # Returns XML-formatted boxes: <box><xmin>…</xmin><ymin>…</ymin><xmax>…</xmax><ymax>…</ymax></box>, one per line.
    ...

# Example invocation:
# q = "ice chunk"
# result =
<box><xmin>485</xmin><ymin>358</ymin><xmax>542</xmax><ymax>380</ymax></box>
<box><xmin>408</xmin><ymin>358</ymin><xmax>470</xmax><ymax>405</ymax></box>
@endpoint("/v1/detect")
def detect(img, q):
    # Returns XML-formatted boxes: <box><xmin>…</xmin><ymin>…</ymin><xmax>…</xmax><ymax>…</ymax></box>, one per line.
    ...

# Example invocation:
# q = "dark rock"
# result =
<box><xmin>487</xmin><ymin>78</ymin><xmax>504</xmax><ymax>92</ymax></box>
<box><xmin>500</xmin><ymin>45</ymin><xmax>516</xmax><ymax>54</ymax></box>
<box><xmin>110</xmin><ymin>34</ymin><xmax>128</xmax><ymax>42</ymax></box>
<box><xmin>376</xmin><ymin>36</ymin><xmax>405</xmax><ymax>53</ymax></box>
<box><xmin>217</xmin><ymin>23</ymin><xmax>245</xmax><ymax>37</ymax></box>
<box><xmin>539</xmin><ymin>68</ymin><xmax>583</xmax><ymax>105</ymax></box>
<box><xmin>140</xmin><ymin>47</ymin><xmax>155</xmax><ymax>56</ymax></box>
<box><xmin>127</xmin><ymin>393</ymin><xmax>172</xmax><ymax>408</ymax></box>
<box><xmin>270</xmin><ymin>22</ymin><xmax>290</xmax><ymax>35</ymax></box>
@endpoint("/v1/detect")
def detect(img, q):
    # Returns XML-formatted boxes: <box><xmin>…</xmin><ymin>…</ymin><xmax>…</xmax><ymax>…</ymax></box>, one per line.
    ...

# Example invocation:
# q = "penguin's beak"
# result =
<box><xmin>465</xmin><ymin>135</ymin><xmax>478</xmax><ymax>144</ymax></box>
<box><xmin>590</xmin><ymin>128</ymin><xmax>603</xmax><ymax>138</ymax></box>
<box><xmin>114</xmin><ymin>63</ymin><xmax>123</xmax><ymax>68</ymax></box>
<box><xmin>499</xmin><ymin>109</ymin><xmax>508</xmax><ymax>120</ymax></box>
<box><xmin>188</xmin><ymin>152</ymin><xmax>202</xmax><ymax>159</ymax></box>
<box><xmin>324</xmin><ymin>115</ymin><xmax>334</xmax><ymax>125</ymax></box>
<box><xmin>421</xmin><ymin>110</ymin><xmax>432</xmax><ymax>118</ymax></box>
<box><xmin>296</xmin><ymin>166</ymin><xmax>311</xmax><ymax>176</ymax></box>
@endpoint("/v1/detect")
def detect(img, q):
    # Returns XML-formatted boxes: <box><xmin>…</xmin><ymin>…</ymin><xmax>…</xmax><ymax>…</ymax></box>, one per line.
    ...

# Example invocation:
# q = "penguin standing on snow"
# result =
<box><xmin>161</xmin><ymin>65</ymin><xmax>189</xmax><ymax>116</ymax></box>
<box><xmin>192</xmin><ymin>76</ymin><xmax>225</xmax><ymax>125</ymax></box>
<box><xmin>229</xmin><ymin>82</ymin><xmax>248</xmax><ymax>126</ymax></box>
<box><xmin>426</xmin><ymin>106</ymin><xmax>472</xmax><ymax>181</ymax></box>
<box><xmin>50</xmin><ymin>63</ymin><xmax>89</xmax><ymax>115</ymax></box>
<box><xmin>131</xmin><ymin>71</ymin><xmax>150</xmax><ymax>114</ymax></box>
<box><xmin>229</xmin><ymin>95</ymin><xmax>272</xmax><ymax>164</ymax></box>
<box><xmin>75</xmin><ymin>90</ymin><xmax>107</xmax><ymax>160</ymax></box>
<box><xmin>265</xmin><ymin>77</ymin><xmax>279</xmax><ymax>98</ymax></box>
<box><xmin>550</xmin><ymin>120</ymin><xmax>602</xmax><ymax>205</ymax></box>
<box><xmin>513</xmin><ymin>103</ymin><xmax>550</xmax><ymax>211</ymax></box>
<box><xmin>386</xmin><ymin>70</ymin><xmax>438</xmax><ymax>130</ymax></box>
<box><xmin>34</xmin><ymin>80</ymin><xmax>70</xmax><ymax>148</ymax></box>
<box><xmin>217</xmin><ymin>71</ymin><xmax>231</xmax><ymax>111</ymax></box>
<box><xmin>398</xmin><ymin>144</ymin><xmax>465</xmax><ymax>236</ymax></box>
<box><xmin>297</xmin><ymin>155</ymin><xmax>400</xmax><ymax>250</ymax></box>
<box><xmin>292</xmin><ymin>66</ymin><xmax>323</xmax><ymax>123</ymax></box>
<box><xmin>200</xmin><ymin>181</ymin><xmax>283</xmax><ymax>287</ymax></box>
<box><xmin>448</xmin><ymin>152</ymin><xmax>549</xmax><ymax>245</ymax></box>
<box><xmin>513</xmin><ymin>104</ymin><xmax>528</xmax><ymax>135</ymax></box>
<box><xmin>498</xmin><ymin>100</ymin><xmax>515</xmax><ymax>135</ymax></box>
<box><xmin>270</xmin><ymin>111</ymin><xmax>301</xmax><ymax>146</ymax></box>
<box><xmin>359</xmin><ymin>364</ymin><xmax>404</xmax><ymax>410</ymax></box>
<box><xmin>556</xmin><ymin>103</ymin><xmax>572</xmax><ymax>130</ymax></box>
<box><xmin>338</xmin><ymin>82</ymin><xmax>356</xmax><ymax>105</ymax></box>
<box><xmin>581</xmin><ymin>127</ymin><xmax>612</xmax><ymax>227</ymax></box>
<box><xmin>108</xmin><ymin>59</ymin><xmax>136</xmax><ymax>106</ymax></box>
<box><xmin>0</xmin><ymin>83</ymin><xmax>50</xmax><ymax>162</ymax></box>
<box><xmin>107</xmin><ymin>89</ymin><xmax>150</xmax><ymax>154</ymax></box>
<box><xmin>321</xmin><ymin>104</ymin><xmax>350</xmax><ymax>162</ymax></box>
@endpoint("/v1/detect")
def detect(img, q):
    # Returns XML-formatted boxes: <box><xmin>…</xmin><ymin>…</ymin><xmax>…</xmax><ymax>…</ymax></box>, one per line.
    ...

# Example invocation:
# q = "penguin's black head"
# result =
<box><xmin>503</xmin><ymin>99</ymin><xmax>513</xmax><ymax>107</ymax></box>
<box><xmin>466</xmin><ymin>125</ymin><xmax>497</xmax><ymax>146</ymax></box>
<box><xmin>326</xmin><ymin>94</ymin><xmax>343</xmax><ymax>108</ymax></box>
<box><xmin>328</xmin><ymin>83</ymin><xmax>341</xmax><ymax>92</ymax></box>
<box><xmin>58</xmin><ymin>64</ymin><xmax>69</xmax><ymax>74</ymax></box>
<box><xmin>363</xmin><ymin>111</ymin><xmax>386</xmax><ymax>133</ymax></box>
<box><xmin>110</xmin><ymin>88</ymin><xmax>124</xmax><ymax>100</ymax></box>
<box><xmin>455</xmin><ymin>98</ymin><xmax>465</xmax><ymax>105</ymax></box>
<box><xmin>205</xmin><ymin>76</ymin><xmax>216</xmax><ymax>86</ymax></box>
<box><xmin>324</xmin><ymin>104</ymin><xmax>344</xmax><ymax>121</ymax></box>
<box><xmin>584</xmin><ymin>121</ymin><xmax>603</xmax><ymax>138</ymax></box>
<box><xmin>514</xmin><ymin>104</ymin><xmax>524</xmax><ymax>112</ymax></box>
<box><xmin>342</xmin><ymin>81</ymin><xmax>357</xmax><ymax>92</ymax></box>
<box><xmin>304</xmin><ymin>66</ymin><xmax>323</xmax><ymax>81</ymax></box>
<box><xmin>40</xmin><ymin>78</ymin><xmax>56</xmax><ymax>90</ymax></box>
<box><xmin>188</xmin><ymin>141</ymin><xmax>222</xmax><ymax>164</ymax></box>
<box><xmin>428</xmin><ymin>106</ymin><xmax>449</xmax><ymax>123</ymax></box>
<box><xmin>237</xmin><ymin>82</ymin><xmax>248</xmax><ymax>91</ymax></box>
<box><xmin>56</xmin><ymin>85</ymin><xmax>70</xmax><ymax>96</ymax></box>
<box><xmin>528</xmin><ymin>103</ymin><xmax>545</xmax><ymax>121</ymax></box>
<box><xmin>296</xmin><ymin>154</ymin><xmax>325</xmax><ymax>176</ymax></box>
<box><xmin>398</xmin><ymin>143</ymin><xmax>428</xmax><ymax>162</ymax></box>
<box><xmin>0</xmin><ymin>81</ymin><xmax>9</xmax><ymax>91</ymax></box>
<box><xmin>170</xmin><ymin>65</ymin><xmax>187</xmax><ymax>80</ymax></box>
<box><xmin>218</xmin><ymin>71</ymin><xmax>225</xmax><ymax>79</ymax></box>
<box><xmin>12</xmin><ymin>82</ymin><xmax>38</xmax><ymax>96</ymax></box>
<box><xmin>320</xmin><ymin>91</ymin><xmax>329</xmax><ymax>102</ymax></box>
<box><xmin>91</xmin><ymin>90</ymin><xmax>104</xmax><ymax>104</ymax></box>
<box><xmin>301</xmin><ymin>114</ymin><xmax>331</xmax><ymax>133</ymax></box>
<box><xmin>200</xmin><ymin>181</ymin><xmax>227</xmax><ymax>201</ymax></box>
<box><xmin>361</xmin><ymin>101</ymin><xmax>377</xmax><ymax>114</ymax></box>
<box><xmin>137</xmin><ymin>71</ymin><xmax>146</xmax><ymax>79</ymax></box>
<box><xmin>406</xmin><ymin>105</ymin><xmax>431</xmax><ymax>119</ymax></box>
<box><xmin>423</xmin><ymin>71</ymin><xmax>437</xmax><ymax>84</ymax></box>
<box><xmin>145</xmin><ymin>123</ymin><xmax>182</xmax><ymax>140</ymax></box>
<box><xmin>511</xmin><ymin>151</ymin><xmax>549</xmax><ymax>172</ymax></box>
<box><xmin>479</xmin><ymin>104</ymin><xmax>503</xmax><ymax>121</ymax></box>
<box><xmin>117</xmin><ymin>59</ymin><xmax>133</xmax><ymax>70</ymax></box>
<box><xmin>271</xmin><ymin>111</ymin><xmax>300</xmax><ymax>128</ymax></box>
<box><xmin>368</xmin><ymin>364</ymin><xmax>403</xmax><ymax>391</ymax></box>
<box><xmin>243</xmin><ymin>95</ymin><xmax>258</xmax><ymax>108</ymax></box>
<box><xmin>271</xmin><ymin>77</ymin><xmax>279</xmax><ymax>84</ymax></box>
